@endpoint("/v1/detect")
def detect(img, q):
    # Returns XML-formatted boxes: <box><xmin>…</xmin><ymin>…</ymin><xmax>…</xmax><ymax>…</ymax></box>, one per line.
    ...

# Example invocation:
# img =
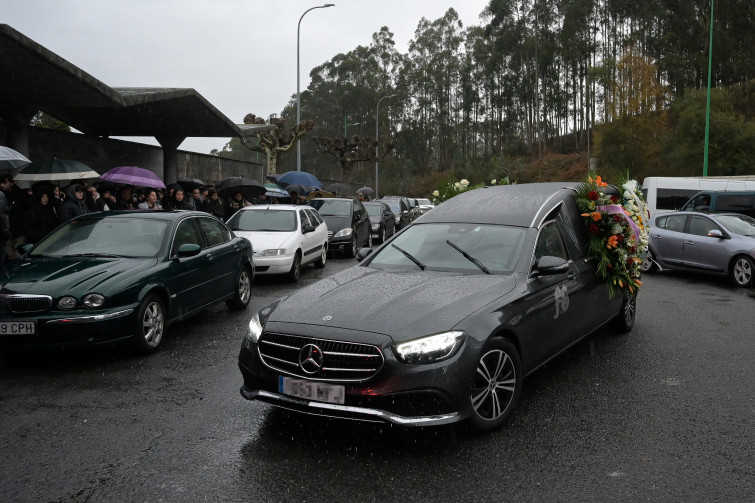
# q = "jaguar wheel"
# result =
<box><xmin>133</xmin><ymin>294</ymin><xmax>166</xmax><ymax>354</ymax></box>
<box><xmin>226</xmin><ymin>265</ymin><xmax>252</xmax><ymax>310</ymax></box>
<box><xmin>467</xmin><ymin>338</ymin><xmax>522</xmax><ymax>433</ymax></box>
<box><xmin>731</xmin><ymin>255</ymin><xmax>754</xmax><ymax>287</ymax></box>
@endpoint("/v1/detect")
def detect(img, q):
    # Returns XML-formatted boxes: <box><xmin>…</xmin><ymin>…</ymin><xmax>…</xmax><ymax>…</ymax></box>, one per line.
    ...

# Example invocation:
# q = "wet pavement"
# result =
<box><xmin>1</xmin><ymin>257</ymin><xmax>753</xmax><ymax>502</ymax></box>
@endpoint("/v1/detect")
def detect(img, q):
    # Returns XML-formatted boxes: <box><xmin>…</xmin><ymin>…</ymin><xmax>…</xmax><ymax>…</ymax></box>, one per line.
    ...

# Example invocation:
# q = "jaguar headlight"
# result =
<box><xmin>334</xmin><ymin>228</ymin><xmax>353</xmax><ymax>238</ymax></box>
<box><xmin>371</xmin><ymin>223</ymin><xmax>380</xmax><ymax>231</ymax></box>
<box><xmin>58</xmin><ymin>296</ymin><xmax>77</xmax><ymax>310</ymax></box>
<box><xmin>394</xmin><ymin>331</ymin><xmax>465</xmax><ymax>364</ymax></box>
<box><xmin>82</xmin><ymin>293</ymin><xmax>105</xmax><ymax>308</ymax></box>
<box><xmin>259</xmin><ymin>248</ymin><xmax>286</xmax><ymax>257</ymax></box>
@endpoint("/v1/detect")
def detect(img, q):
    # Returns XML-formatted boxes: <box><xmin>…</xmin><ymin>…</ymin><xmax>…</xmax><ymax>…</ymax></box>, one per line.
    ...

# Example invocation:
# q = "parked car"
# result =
<box><xmin>363</xmin><ymin>201</ymin><xmax>396</xmax><ymax>244</ymax></box>
<box><xmin>680</xmin><ymin>190</ymin><xmax>755</xmax><ymax>218</ymax></box>
<box><xmin>641</xmin><ymin>211</ymin><xmax>755</xmax><ymax>287</ymax></box>
<box><xmin>382</xmin><ymin>195</ymin><xmax>421</xmax><ymax>222</ymax></box>
<box><xmin>379</xmin><ymin>198</ymin><xmax>411</xmax><ymax>230</ymax></box>
<box><xmin>0</xmin><ymin>210</ymin><xmax>253</xmax><ymax>354</ymax></box>
<box><xmin>239</xmin><ymin>183</ymin><xmax>636</xmax><ymax>433</ymax></box>
<box><xmin>225</xmin><ymin>204</ymin><xmax>328</xmax><ymax>282</ymax></box>
<box><xmin>416</xmin><ymin>198</ymin><xmax>435</xmax><ymax>215</ymax></box>
<box><xmin>309</xmin><ymin>197</ymin><xmax>371</xmax><ymax>257</ymax></box>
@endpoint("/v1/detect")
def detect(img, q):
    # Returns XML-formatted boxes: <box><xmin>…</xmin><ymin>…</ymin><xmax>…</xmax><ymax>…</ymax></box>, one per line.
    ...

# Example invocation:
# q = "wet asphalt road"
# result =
<box><xmin>0</xmin><ymin>256</ymin><xmax>753</xmax><ymax>503</ymax></box>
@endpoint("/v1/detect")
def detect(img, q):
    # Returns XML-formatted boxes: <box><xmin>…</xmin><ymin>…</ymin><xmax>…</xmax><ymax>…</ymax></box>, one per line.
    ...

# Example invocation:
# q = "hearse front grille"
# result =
<box><xmin>258</xmin><ymin>332</ymin><xmax>384</xmax><ymax>382</ymax></box>
<box><xmin>0</xmin><ymin>294</ymin><xmax>53</xmax><ymax>314</ymax></box>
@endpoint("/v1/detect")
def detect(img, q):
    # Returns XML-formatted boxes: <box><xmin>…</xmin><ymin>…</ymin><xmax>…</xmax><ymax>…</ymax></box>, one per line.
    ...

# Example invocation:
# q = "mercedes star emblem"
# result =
<box><xmin>298</xmin><ymin>343</ymin><xmax>324</xmax><ymax>374</ymax></box>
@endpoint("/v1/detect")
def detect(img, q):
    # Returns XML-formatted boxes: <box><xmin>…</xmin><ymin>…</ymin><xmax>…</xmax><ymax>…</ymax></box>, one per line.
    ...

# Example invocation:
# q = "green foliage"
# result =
<box><xmin>432</xmin><ymin>174</ymin><xmax>512</xmax><ymax>204</ymax></box>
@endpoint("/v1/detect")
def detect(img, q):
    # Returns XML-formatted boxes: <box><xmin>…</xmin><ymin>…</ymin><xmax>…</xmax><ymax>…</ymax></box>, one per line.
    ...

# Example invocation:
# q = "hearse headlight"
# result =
<box><xmin>82</xmin><ymin>293</ymin><xmax>105</xmax><ymax>308</ymax></box>
<box><xmin>394</xmin><ymin>331</ymin><xmax>465</xmax><ymax>364</ymax></box>
<box><xmin>371</xmin><ymin>223</ymin><xmax>380</xmax><ymax>231</ymax></box>
<box><xmin>333</xmin><ymin>228</ymin><xmax>353</xmax><ymax>238</ymax></box>
<box><xmin>246</xmin><ymin>312</ymin><xmax>263</xmax><ymax>345</ymax></box>
<box><xmin>57</xmin><ymin>296</ymin><xmax>78</xmax><ymax>310</ymax></box>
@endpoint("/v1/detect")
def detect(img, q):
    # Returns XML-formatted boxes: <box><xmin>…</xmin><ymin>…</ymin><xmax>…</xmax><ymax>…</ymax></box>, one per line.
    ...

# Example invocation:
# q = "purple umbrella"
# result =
<box><xmin>100</xmin><ymin>166</ymin><xmax>166</xmax><ymax>188</ymax></box>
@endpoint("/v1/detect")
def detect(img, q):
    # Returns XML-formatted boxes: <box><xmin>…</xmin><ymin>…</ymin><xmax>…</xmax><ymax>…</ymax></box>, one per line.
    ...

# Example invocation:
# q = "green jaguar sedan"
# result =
<box><xmin>0</xmin><ymin>210</ymin><xmax>253</xmax><ymax>353</ymax></box>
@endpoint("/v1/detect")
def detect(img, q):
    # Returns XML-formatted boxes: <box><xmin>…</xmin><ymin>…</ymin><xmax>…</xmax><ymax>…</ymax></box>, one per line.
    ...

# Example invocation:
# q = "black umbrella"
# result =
<box><xmin>177</xmin><ymin>177</ymin><xmax>207</xmax><ymax>191</ymax></box>
<box><xmin>216</xmin><ymin>177</ymin><xmax>265</xmax><ymax>202</ymax></box>
<box><xmin>285</xmin><ymin>184</ymin><xmax>317</xmax><ymax>196</ymax></box>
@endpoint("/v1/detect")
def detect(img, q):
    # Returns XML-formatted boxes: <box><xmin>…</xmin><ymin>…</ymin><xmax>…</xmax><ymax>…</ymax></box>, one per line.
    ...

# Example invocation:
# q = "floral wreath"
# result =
<box><xmin>574</xmin><ymin>173</ymin><xmax>649</xmax><ymax>296</ymax></box>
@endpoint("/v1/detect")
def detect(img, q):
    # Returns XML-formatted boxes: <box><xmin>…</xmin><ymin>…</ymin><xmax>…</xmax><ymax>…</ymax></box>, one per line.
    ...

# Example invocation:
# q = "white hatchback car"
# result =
<box><xmin>226</xmin><ymin>205</ymin><xmax>328</xmax><ymax>282</ymax></box>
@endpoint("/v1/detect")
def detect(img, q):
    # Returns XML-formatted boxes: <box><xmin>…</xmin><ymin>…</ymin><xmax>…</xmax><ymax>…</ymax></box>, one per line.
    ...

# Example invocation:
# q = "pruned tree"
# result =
<box><xmin>240</xmin><ymin>113</ymin><xmax>314</xmax><ymax>174</ymax></box>
<box><xmin>314</xmin><ymin>135</ymin><xmax>394</xmax><ymax>182</ymax></box>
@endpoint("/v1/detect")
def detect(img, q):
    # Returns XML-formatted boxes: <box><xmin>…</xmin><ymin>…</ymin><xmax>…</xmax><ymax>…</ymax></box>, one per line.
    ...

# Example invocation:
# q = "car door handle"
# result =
<box><xmin>567</xmin><ymin>274</ymin><xmax>576</xmax><ymax>280</ymax></box>
<box><xmin>207</xmin><ymin>254</ymin><xmax>215</xmax><ymax>261</ymax></box>
<box><xmin>684</xmin><ymin>241</ymin><xmax>694</xmax><ymax>245</ymax></box>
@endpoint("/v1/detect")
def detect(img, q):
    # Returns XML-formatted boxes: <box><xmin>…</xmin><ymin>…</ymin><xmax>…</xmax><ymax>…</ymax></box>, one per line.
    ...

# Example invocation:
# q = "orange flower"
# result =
<box><xmin>606</xmin><ymin>235</ymin><xmax>619</xmax><ymax>248</ymax></box>
<box><xmin>591</xmin><ymin>212</ymin><xmax>602</xmax><ymax>221</ymax></box>
<box><xmin>595</xmin><ymin>176</ymin><xmax>608</xmax><ymax>187</ymax></box>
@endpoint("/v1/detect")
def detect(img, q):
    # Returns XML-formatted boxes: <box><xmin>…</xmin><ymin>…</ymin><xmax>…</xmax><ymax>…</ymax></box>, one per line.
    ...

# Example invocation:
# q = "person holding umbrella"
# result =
<box><xmin>202</xmin><ymin>189</ymin><xmax>225</xmax><ymax>220</ymax></box>
<box><xmin>23</xmin><ymin>189</ymin><xmax>59</xmax><ymax>244</ymax></box>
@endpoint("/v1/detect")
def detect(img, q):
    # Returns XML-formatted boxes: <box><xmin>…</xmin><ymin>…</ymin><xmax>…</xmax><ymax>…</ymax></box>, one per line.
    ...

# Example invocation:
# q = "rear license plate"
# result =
<box><xmin>0</xmin><ymin>321</ymin><xmax>36</xmax><ymax>335</ymax></box>
<box><xmin>279</xmin><ymin>376</ymin><xmax>345</xmax><ymax>404</ymax></box>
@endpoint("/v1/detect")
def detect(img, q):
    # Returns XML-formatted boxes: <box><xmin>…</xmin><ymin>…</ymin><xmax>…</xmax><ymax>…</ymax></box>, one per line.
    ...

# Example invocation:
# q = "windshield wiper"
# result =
<box><xmin>66</xmin><ymin>253</ymin><xmax>129</xmax><ymax>258</ymax></box>
<box><xmin>391</xmin><ymin>244</ymin><xmax>425</xmax><ymax>271</ymax></box>
<box><xmin>445</xmin><ymin>240</ymin><xmax>491</xmax><ymax>274</ymax></box>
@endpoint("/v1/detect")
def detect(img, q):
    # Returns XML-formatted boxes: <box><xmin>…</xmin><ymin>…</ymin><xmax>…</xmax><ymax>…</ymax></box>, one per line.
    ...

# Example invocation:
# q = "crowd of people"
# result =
<box><xmin>0</xmin><ymin>175</ymin><xmax>321</xmax><ymax>274</ymax></box>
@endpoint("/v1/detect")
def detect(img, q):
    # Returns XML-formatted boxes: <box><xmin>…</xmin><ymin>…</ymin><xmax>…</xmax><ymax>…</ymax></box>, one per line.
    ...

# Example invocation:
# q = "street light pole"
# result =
<box><xmin>297</xmin><ymin>3</ymin><xmax>334</xmax><ymax>172</ymax></box>
<box><xmin>703</xmin><ymin>0</ymin><xmax>714</xmax><ymax>177</ymax></box>
<box><xmin>375</xmin><ymin>94</ymin><xmax>398</xmax><ymax>199</ymax></box>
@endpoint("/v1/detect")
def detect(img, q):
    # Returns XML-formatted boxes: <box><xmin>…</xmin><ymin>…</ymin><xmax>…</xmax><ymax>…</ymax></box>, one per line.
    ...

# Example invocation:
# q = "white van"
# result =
<box><xmin>641</xmin><ymin>176</ymin><xmax>755</xmax><ymax>216</ymax></box>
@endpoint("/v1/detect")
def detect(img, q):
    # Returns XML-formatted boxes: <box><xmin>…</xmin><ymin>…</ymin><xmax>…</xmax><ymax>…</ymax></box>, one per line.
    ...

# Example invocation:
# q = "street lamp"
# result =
<box><xmin>375</xmin><ymin>93</ymin><xmax>398</xmax><ymax>199</ymax></box>
<box><xmin>297</xmin><ymin>3</ymin><xmax>334</xmax><ymax>172</ymax></box>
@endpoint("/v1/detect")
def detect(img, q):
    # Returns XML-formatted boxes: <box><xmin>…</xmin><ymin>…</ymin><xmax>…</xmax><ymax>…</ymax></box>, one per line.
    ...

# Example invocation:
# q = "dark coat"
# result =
<box><xmin>23</xmin><ymin>196</ymin><xmax>59</xmax><ymax>244</ymax></box>
<box><xmin>203</xmin><ymin>197</ymin><xmax>225</xmax><ymax>220</ymax></box>
<box><xmin>58</xmin><ymin>185</ymin><xmax>90</xmax><ymax>224</ymax></box>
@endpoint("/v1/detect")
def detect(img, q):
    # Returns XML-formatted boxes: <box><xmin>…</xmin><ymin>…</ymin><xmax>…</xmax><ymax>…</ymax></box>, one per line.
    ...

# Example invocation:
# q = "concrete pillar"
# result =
<box><xmin>155</xmin><ymin>136</ymin><xmax>185</xmax><ymax>185</ymax></box>
<box><xmin>0</xmin><ymin>107</ymin><xmax>37</xmax><ymax>157</ymax></box>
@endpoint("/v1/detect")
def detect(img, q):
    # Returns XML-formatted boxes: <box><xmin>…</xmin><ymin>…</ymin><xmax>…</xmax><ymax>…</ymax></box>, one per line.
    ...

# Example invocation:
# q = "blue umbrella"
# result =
<box><xmin>276</xmin><ymin>171</ymin><xmax>322</xmax><ymax>189</ymax></box>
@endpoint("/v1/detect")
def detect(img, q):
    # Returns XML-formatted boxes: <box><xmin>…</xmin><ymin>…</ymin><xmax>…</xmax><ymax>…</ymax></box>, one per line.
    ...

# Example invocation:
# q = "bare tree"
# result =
<box><xmin>241</xmin><ymin>114</ymin><xmax>314</xmax><ymax>175</ymax></box>
<box><xmin>314</xmin><ymin>135</ymin><xmax>394</xmax><ymax>182</ymax></box>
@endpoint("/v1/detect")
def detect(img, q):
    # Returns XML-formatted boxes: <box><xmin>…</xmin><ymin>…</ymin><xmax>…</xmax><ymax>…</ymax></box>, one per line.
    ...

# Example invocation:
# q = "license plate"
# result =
<box><xmin>279</xmin><ymin>376</ymin><xmax>345</xmax><ymax>404</ymax></box>
<box><xmin>0</xmin><ymin>321</ymin><xmax>36</xmax><ymax>335</ymax></box>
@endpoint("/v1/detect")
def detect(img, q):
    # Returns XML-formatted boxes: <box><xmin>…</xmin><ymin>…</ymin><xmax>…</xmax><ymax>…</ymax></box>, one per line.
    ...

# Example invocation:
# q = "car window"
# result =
<box><xmin>365</xmin><ymin>204</ymin><xmax>381</xmax><ymax>217</ymax></box>
<box><xmin>227</xmin><ymin>209</ymin><xmax>296</xmax><ymax>232</ymax></box>
<box><xmin>306</xmin><ymin>208</ymin><xmax>324</xmax><ymax>226</ymax></box>
<box><xmin>369</xmin><ymin>223</ymin><xmax>525</xmax><ymax>273</ymax></box>
<box><xmin>198</xmin><ymin>217</ymin><xmax>231</xmax><ymax>247</ymax></box>
<box><xmin>310</xmin><ymin>199</ymin><xmax>351</xmax><ymax>216</ymax></box>
<box><xmin>717</xmin><ymin>194</ymin><xmax>754</xmax><ymax>212</ymax></box>
<box><xmin>299</xmin><ymin>209</ymin><xmax>312</xmax><ymax>227</ymax></box>
<box><xmin>658</xmin><ymin>214</ymin><xmax>686</xmax><ymax>232</ymax></box>
<box><xmin>717</xmin><ymin>214</ymin><xmax>755</xmax><ymax>236</ymax></box>
<box><xmin>32</xmin><ymin>217</ymin><xmax>168</xmax><ymax>258</ymax></box>
<box><xmin>534</xmin><ymin>222</ymin><xmax>567</xmax><ymax>263</ymax></box>
<box><xmin>688</xmin><ymin>216</ymin><xmax>719</xmax><ymax>237</ymax></box>
<box><xmin>172</xmin><ymin>218</ymin><xmax>203</xmax><ymax>255</ymax></box>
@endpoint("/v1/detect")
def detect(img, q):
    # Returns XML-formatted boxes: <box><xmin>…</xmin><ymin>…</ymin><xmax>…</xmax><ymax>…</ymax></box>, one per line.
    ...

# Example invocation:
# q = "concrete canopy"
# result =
<box><xmin>0</xmin><ymin>24</ymin><xmax>273</xmax><ymax>141</ymax></box>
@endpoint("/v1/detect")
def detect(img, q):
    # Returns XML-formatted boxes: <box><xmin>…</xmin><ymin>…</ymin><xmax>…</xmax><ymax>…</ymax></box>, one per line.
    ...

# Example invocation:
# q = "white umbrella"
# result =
<box><xmin>14</xmin><ymin>158</ymin><xmax>100</xmax><ymax>182</ymax></box>
<box><xmin>0</xmin><ymin>146</ymin><xmax>31</xmax><ymax>171</ymax></box>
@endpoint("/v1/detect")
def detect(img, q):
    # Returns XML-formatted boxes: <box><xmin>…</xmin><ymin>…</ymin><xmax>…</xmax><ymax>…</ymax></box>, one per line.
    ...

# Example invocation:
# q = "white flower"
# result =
<box><xmin>432</xmin><ymin>190</ymin><xmax>439</xmax><ymax>197</ymax></box>
<box><xmin>460</xmin><ymin>179</ymin><xmax>469</xmax><ymax>187</ymax></box>
<box><xmin>612</xmin><ymin>223</ymin><xmax>623</xmax><ymax>234</ymax></box>
<box><xmin>491</xmin><ymin>179</ymin><xmax>497</xmax><ymax>185</ymax></box>
<box><xmin>454</xmin><ymin>182</ymin><xmax>461</xmax><ymax>190</ymax></box>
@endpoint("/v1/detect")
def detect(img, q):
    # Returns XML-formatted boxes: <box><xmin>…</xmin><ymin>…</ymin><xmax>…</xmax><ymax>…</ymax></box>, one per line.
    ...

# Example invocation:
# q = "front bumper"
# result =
<box><xmin>238</xmin><ymin>325</ymin><xmax>479</xmax><ymax>427</ymax></box>
<box><xmin>0</xmin><ymin>305</ymin><xmax>138</xmax><ymax>350</ymax></box>
<box><xmin>252</xmin><ymin>254</ymin><xmax>295</xmax><ymax>275</ymax></box>
<box><xmin>328</xmin><ymin>236</ymin><xmax>352</xmax><ymax>253</ymax></box>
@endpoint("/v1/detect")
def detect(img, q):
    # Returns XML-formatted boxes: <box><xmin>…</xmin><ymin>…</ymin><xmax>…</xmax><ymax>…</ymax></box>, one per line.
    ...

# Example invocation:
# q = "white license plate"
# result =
<box><xmin>278</xmin><ymin>376</ymin><xmax>345</xmax><ymax>404</ymax></box>
<box><xmin>0</xmin><ymin>321</ymin><xmax>36</xmax><ymax>335</ymax></box>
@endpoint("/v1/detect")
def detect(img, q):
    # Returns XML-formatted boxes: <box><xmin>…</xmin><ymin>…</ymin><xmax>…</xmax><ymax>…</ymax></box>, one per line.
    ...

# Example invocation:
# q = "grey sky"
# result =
<box><xmin>2</xmin><ymin>0</ymin><xmax>490</xmax><ymax>154</ymax></box>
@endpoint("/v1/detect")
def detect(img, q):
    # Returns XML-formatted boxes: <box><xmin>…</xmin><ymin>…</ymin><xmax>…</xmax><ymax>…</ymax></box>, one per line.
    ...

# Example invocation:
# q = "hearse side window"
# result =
<box><xmin>534</xmin><ymin>222</ymin><xmax>567</xmax><ymax>263</ymax></box>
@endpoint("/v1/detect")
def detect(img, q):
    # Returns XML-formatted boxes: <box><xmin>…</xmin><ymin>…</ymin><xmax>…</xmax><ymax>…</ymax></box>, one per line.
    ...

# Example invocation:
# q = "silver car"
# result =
<box><xmin>642</xmin><ymin>211</ymin><xmax>755</xmax><ymax>287</ymax></box>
